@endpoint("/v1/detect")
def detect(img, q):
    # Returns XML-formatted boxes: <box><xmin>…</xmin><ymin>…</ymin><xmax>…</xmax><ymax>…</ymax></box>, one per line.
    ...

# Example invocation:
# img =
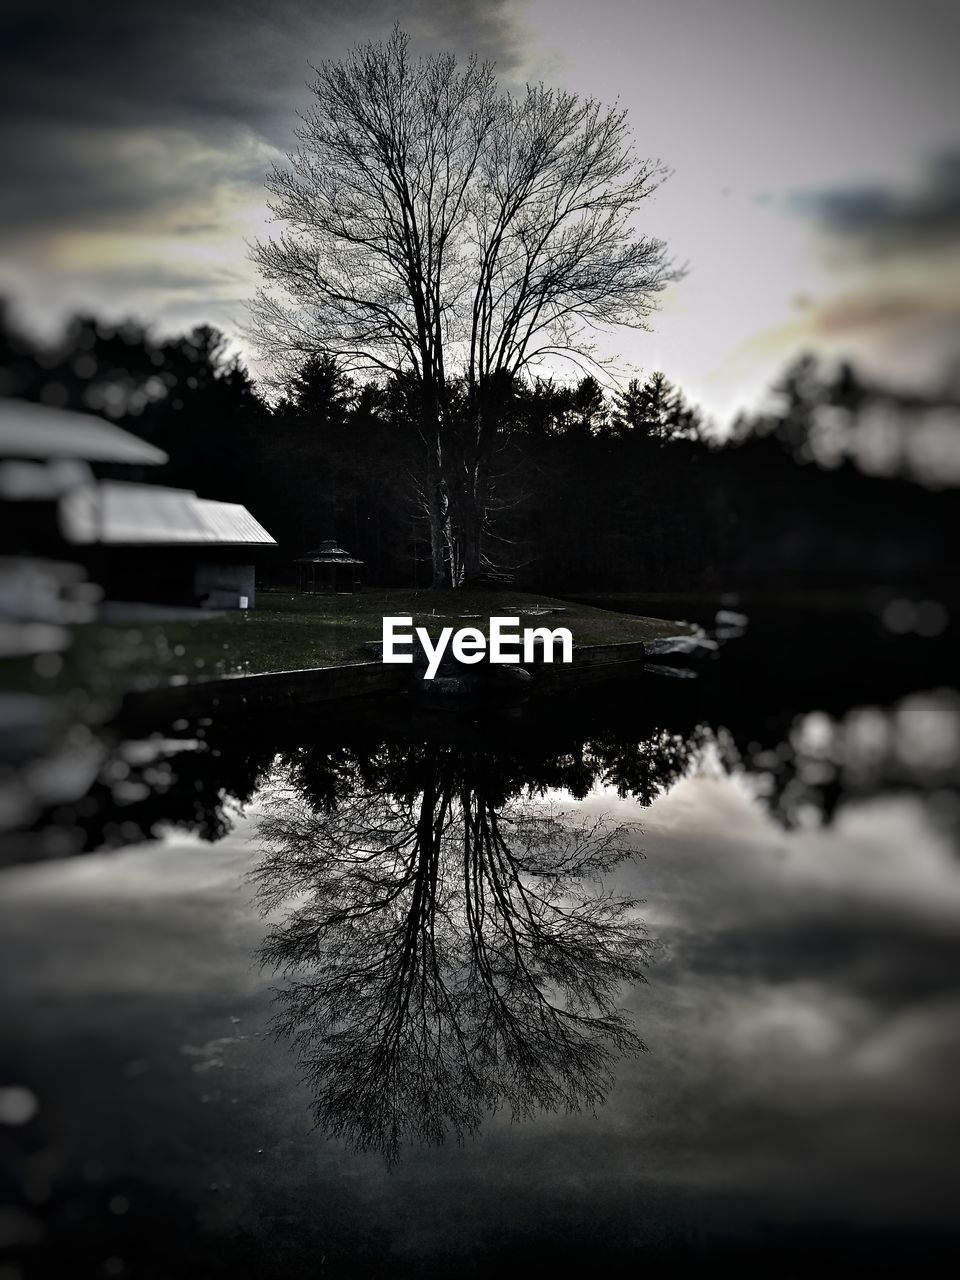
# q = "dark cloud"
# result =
<box><xmin>0</xmin><ymin>1</ymin><xmax>527</xmax><ymax>137</ymax></box>
<box><xmin>783</xmin><ymin>154</ymin><xmax>960</xmax><ymax>388</ymax></box>
<box><xmin>674</xmin><ymin>911</ymin><xmax>960</xmax><ymax>1008</ymax></box>
<box><xmin>794</xmin><ymin>153</ymin><xmax>960</xmax><ymax>252</ymax></box>
<box><xmin>0</xmin><ymin>1</ymin><xmax>529</xmax><ymax>234</ymax></box>
<box><xmin>0</xmin><ymin>121</ymin><xmax>268</xmax><ymax>234</ymax></box>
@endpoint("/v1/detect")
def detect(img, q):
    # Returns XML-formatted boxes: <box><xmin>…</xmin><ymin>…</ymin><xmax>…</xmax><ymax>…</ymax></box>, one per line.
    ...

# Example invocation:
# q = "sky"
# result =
<box><xmin>1</xmin><ymin>0</ymin><xmax>958</xmax><ymax>424</ymax></box>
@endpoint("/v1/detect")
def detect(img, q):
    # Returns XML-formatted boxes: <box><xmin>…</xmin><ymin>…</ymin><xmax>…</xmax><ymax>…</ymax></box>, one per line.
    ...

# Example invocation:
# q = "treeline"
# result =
<box><xmin>2</xmin><ymin>301</ymin><xmax>957</xmax><ymax>593</ymax></box>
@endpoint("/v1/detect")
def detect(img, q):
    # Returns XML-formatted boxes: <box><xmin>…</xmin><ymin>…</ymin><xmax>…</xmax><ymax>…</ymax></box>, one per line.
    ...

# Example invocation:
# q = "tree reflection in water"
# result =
<box><xmin>253</xmin><ymin>745</ymin><xmax>653</xmax><ymax>1162</ymax></box>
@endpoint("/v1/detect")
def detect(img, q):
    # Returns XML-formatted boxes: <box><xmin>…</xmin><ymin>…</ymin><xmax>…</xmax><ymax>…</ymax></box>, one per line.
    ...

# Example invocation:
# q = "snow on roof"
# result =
<box><xmin>60</xmin><ymin>481</ymin><xmax>276</xmax><ymax>547</ymax></box>
<box><xmin>0</xmin><ymin>400</ymin><xmax>168</xmax><ymax>466</ymax></box>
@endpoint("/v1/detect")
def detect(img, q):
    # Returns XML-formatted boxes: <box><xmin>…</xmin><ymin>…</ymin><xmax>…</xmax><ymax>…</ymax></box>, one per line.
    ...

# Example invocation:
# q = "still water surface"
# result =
<box><xmin>2</xmin><ymin>612</ymin><xmax>959</xmax><ymax>1276</ymax></box>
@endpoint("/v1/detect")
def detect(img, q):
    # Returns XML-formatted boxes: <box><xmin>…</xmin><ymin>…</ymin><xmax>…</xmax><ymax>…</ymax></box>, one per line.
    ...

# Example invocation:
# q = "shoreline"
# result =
<box><xmin>116</xmin><ymin>635</ymin><xmax>703</xmax><ymax>723</ymax></box>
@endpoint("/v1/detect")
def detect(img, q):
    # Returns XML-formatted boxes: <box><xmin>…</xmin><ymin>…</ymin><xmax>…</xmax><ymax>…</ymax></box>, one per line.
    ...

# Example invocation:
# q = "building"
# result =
<box><xmin>60</xmin><ymin>480</ymin><xmax>276</xmax><ymax>610</ymax></box>
<box><xmin>0</xmin><ymin>400</ymin><xmax>276</xmax><ymax>614</ymax></box>
<box><xmin>295</xmin><ymin>540</ymin><xmax>364</xmax><ymax>594</ymax></box>
<box><xmin>0</xmin><ymin>399</ymin><xmax>172</xmax><ymax>762</ymax></box>
<box><xmin>0</xmin><ymin>398</ymin><xmax>168</xmax><ymax>560</ymax></box>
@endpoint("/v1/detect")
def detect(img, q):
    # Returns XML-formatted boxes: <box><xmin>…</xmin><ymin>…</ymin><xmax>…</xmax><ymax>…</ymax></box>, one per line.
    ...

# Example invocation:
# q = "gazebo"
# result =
<box><xmin>295</xmin><ymin>540</ymin><xmax>363</xmax><ymax>594</ymax></box>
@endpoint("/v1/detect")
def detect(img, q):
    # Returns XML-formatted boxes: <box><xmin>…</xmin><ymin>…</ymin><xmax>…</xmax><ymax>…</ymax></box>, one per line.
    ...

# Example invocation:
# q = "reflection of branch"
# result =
<box><xmin>254</xmin><ymin>763</ymin><xmax>650</xmax><ymax>1162</ymax></box>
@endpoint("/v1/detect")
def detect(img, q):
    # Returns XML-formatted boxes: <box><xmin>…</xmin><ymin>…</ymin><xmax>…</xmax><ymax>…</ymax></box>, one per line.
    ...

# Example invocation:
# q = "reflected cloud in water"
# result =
<box><xmin>1</xmin><ymin>670</ymin><xmax>959</xmax><ymax>1267</ymax></box>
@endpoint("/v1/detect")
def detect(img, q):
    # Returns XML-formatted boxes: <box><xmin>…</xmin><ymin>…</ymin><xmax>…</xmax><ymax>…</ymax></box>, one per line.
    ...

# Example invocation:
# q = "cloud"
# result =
<box><xmin>1</xmin><ymin>1</ymin><xmax>529</xmax><ymax>136</ymax></box>
<box><xmin>796</xmin><ymin>154</ymin><xmax>960</xmax><ymax>254</ymax></box>
<box><xmin>2</xmin><ymin>769</ymin><xmax>960</xmax><ymax>1251</ymax></box>
<box><xmin>0</xmin><ymin>1</ymin><xmax>532</xmax><ymax>335</ymax></box>
<box><xmin>0</xmin><ymin>1</ymin><xmax>529</xmax><ymax>224</ymax></box>
<box><xmin>758</xmin><ymin>157</ymin><xmax>960</xmax><ymax>390</ymax></box>
<box><xmin>0</xmin><ymin>125</ymin><xmax>273</xmax><ymax>236</ymax></box>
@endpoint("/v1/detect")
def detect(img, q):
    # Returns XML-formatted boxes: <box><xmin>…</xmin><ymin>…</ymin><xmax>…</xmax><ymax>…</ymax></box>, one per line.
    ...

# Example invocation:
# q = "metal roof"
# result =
<box><xmin>0</xmin><ymin>400</ymin><xmax>168</xmax><ymax>466</ymax></box>
<box><xmin>60</xmin><ymin>482</ymin><xmax>276</xmax><ymax>547</ymax></box>
<box><xmin>194</xmin><ymin>497</ymin><xmax>277</xmax><ymax>546</ymax></box>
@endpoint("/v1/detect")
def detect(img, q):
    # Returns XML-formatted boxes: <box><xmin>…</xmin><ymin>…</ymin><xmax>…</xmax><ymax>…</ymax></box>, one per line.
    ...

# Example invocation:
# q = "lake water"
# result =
<box><xmin>2</xmin><ymin>608</ymin><xmax>959</xmax><ymax>1276</ymax></box>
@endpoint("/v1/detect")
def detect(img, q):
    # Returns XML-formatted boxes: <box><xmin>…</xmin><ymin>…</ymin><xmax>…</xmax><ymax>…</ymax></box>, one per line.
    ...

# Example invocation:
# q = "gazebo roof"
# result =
<box><xmin>295</xmin><ymin>539</ymin><xmax>363</xmax><ymax>565</ymax></box>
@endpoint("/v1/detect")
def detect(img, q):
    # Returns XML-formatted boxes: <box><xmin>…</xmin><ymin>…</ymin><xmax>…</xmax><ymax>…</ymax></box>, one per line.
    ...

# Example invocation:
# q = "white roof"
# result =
<box><xmin>0</xmin><ymin>399</ymin><xmax>168</xmax><ymax>466</ymax></box>
<box><xmin>60</xmin><ymin>481</ymin><xmax>276</xmax><ymax>547</ymax></box>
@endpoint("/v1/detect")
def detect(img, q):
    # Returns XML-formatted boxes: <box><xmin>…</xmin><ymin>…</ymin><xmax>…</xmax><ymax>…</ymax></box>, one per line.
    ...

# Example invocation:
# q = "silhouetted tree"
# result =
<box><xmin>3</xmin><ymin>300</ymin><xmax>957</xmax><ymax>594</ymax></box>
<box><xmin>252</xmin><ymin>27</ymin><xmax>673</xmax><ymax>585</ymax></box>
<box><xmin>612</xmin><ymin>370</ymin><xmax>702</xmax><ymax>442</ymax></box>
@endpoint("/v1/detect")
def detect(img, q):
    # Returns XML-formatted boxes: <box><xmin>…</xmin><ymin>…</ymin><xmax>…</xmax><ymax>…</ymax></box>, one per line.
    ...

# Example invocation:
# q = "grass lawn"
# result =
<box><xmin>17</xmin><ymin>589</ymin><xmax>691</xmax><ymax>707</ymax></box>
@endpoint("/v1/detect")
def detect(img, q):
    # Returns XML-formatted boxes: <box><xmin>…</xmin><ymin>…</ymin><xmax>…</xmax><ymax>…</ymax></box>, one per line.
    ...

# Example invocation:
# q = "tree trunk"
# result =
<box><xmin>458</xmin><ymin>467</ymin><xmax>486</xmax><ymax>583</ymax></box>
<box><xmin>456</xmin><ymin>396</ymin><xmax>493</xmax><ymax>584</ymax></box>
<box><xmin>420</xmin><ymin>385</ymin><xmax>457</xmax><ymax>588</ymax></box>
<box><xmin>425</xmin><ymin>486</ymin><xmax>450</xmax><ymax>588</ymax></box>
<box><xmin>423</xmin><ymin>443</ymin><xmax>453</xmax><ymax>589</ymax></box>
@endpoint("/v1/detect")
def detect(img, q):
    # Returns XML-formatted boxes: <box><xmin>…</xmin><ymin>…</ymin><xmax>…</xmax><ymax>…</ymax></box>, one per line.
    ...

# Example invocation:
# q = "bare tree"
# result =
<box><xmin>252</xmin><ymin>26</ymin><xmax>674</xmax><ymax>584</ymax></box>
<box><xmin>253</xmin><ymin>750</ymin><xmax>651</xmax><ymax>1163</ymax></box>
